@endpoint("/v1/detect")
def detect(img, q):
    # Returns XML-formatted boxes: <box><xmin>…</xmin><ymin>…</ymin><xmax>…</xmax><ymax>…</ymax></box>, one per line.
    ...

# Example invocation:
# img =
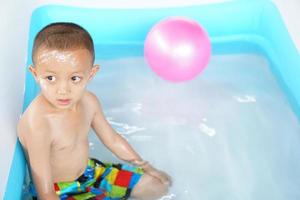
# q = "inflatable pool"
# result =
<box><xmin>3</xmin><ymin>0</ymin><xmax>300</xmax><ymax>199</ymax></box>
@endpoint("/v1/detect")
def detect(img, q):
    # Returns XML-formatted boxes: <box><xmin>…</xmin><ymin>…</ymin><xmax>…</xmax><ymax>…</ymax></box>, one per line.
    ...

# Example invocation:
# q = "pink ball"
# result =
<box><xmin>144</xmin><ymin>17</ymin><xmax>211</xmax><ymax>82</ymax></box>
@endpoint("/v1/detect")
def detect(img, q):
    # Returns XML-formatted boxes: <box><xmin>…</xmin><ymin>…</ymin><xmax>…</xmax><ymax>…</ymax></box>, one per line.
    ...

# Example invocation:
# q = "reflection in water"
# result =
<box><xmin>107</xmin><ymin>116</ymin><xmax>147</xmax><ymax>135</ymax></box>
<box><xmin>234</xmin><ymin>95</ymin><xmax>256</xmax><ymax>103</ymax></box>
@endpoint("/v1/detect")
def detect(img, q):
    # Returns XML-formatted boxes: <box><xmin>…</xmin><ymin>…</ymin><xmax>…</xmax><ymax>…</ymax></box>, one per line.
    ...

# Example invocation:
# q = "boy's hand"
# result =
<box><xmin>143</xmin><ymin>164</ymin><xmax>172</xmax><ymax>186</ymax></box>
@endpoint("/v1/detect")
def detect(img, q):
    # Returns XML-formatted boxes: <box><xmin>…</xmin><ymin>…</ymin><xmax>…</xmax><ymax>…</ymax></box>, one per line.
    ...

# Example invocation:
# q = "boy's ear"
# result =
<box><xmin>28</xmin><ymin>65</ymin><xmax>39</xmax><ymax>83</ymax></box>
<box><xmin>88</xmin><ymin>64</ymin><xmax>100</xmax><ymax>81</ymax></box>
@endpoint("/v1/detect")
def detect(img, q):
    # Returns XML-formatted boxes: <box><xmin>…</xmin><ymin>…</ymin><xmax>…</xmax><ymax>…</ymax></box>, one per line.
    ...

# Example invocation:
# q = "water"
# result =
<box><xmin>87</xmin><ymin>51</ymin><xmax>300</xmax><ymax>200</ymax></box>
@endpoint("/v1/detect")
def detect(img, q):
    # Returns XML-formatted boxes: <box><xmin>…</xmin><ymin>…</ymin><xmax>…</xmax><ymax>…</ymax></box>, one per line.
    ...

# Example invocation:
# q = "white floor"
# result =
<box><xmin>273</xmin><ymin>0</ymin><xmax>300</xmax><ymax>53</ymax></box>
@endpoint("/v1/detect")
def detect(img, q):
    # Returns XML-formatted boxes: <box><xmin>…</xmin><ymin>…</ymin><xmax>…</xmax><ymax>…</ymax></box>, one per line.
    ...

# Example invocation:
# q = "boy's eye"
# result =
<box><xmin>46</xmin><ymin>76</ymin><xmax>56</xmax><ymax>82</ymax></box>
<box><xmin>71</xmin><ymin>76</ymin><xmax>81</xmax><ymax>83</ymax></box>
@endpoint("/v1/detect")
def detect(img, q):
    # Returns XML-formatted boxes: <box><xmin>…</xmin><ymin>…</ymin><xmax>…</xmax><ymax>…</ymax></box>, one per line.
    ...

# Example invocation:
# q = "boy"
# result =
<box><xmin>17</xmin><ymin>22</ymin><xmax>171</xmax><ymax>200</ymax></box>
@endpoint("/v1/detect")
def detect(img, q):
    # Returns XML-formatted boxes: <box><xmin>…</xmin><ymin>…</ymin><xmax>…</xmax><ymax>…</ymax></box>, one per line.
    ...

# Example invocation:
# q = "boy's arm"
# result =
<box><xmin>19</xmin><ymin>120</ymin><xmax>59</xmax><ymax>200</ymax></box>
<box><xmin>90</xmin><ymin>95</ymin><xmax>142</xmax><ymax>162</ymax></box>
<box><xmin>90</xmin><ymin>94</ymin><xmax>171</xmax><ymax>185</ymax></box>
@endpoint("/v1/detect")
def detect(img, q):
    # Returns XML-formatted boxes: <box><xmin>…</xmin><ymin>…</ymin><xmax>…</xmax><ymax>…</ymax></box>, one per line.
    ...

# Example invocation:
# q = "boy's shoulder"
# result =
<box><xmin>17</xmin><ymin>95</ymin><xmax>51</xmax><ymax>147</ymax></box>
<box><xmin>20</xmin><ymin>94</ymin><xmax>51</xmax><ymax>121</ymax></box>
<box><xmin>83</xmin><ymin>90</ymin><xmax>97</xmax><ymax>101</ymax></box>
<box><xmin>19</xmin><ymin>91</ymin><xmax>99</xmax><ymax>124</ymax></box>
<box><xmin>18</xmin><ymin>92</ymin><xmax>101</xmax><ymax>142</ymax></box>
<box><xmin>82</xmin><ymin>90</ymin><xmax>101</xmax><ymax>109</ymax></box>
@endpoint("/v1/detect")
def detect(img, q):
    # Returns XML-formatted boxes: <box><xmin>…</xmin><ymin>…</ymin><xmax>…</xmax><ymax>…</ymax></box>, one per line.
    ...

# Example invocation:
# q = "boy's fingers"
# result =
<box><xmin>156</xmin><ymin>171</ymin><xmax>172</xmax><ymax>186</ymax></box>
<box><xmin>163</xmin><ymin>174</ymin><xmax>172</xmax><ymax>186</ymax></box>
<box><xmin>146</xmin><ymin>167</ymin><xmax>172</xmax><ymax>186</ymax></box>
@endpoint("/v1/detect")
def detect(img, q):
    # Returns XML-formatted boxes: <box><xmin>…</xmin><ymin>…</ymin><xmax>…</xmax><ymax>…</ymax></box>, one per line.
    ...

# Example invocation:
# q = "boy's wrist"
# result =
<box><xmin>128</xmin><ymin>159</ymin><xmax>149</xmax><ymax>168</ymax></box>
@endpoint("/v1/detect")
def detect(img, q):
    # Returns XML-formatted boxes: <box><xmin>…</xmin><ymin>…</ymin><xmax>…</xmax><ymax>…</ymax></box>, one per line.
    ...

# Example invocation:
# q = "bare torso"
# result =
<box><xmin>18</xmin><ymin>91</ymin><xmax>96</xmax><ymax>183</ymax></box>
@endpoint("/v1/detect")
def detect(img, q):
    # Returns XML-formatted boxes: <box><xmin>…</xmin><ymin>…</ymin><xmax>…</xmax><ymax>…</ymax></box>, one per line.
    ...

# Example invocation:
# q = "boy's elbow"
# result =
<box><xmin>106</xmin><ymin>130</ymin><xmax>122</xmax><ymax>146</ymax></box>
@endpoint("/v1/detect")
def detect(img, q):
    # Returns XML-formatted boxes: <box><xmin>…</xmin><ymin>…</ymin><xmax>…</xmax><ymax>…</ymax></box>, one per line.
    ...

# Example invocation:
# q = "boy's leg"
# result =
<box><xmin>131</xmin><ymin>173</ymin><xmax>169</xmax><ymax>200</ymax></box>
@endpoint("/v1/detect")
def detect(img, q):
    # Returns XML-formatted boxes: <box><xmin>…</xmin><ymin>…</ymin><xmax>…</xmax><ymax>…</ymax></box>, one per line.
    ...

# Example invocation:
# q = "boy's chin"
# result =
<box><xmin>55</xmin><ymin>104</ymin><xmax>73</xmax><ymax>109</ymax></box>
<box><xmin>57</xmin><ymin>102</ymin><xmax>76</xmax><ymax>109</ymax></box>
<box><xmin>51</xmin><ymin>100</ymin><xmax>76</xmax><ymax>110</ymax></box>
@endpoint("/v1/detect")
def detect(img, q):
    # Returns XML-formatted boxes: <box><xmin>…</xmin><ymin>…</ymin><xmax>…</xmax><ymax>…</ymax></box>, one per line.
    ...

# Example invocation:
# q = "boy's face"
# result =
<box><xmin>30</xmin><ymin>48</ymin><xmax>99</xmax><ymax>110</ymax></box>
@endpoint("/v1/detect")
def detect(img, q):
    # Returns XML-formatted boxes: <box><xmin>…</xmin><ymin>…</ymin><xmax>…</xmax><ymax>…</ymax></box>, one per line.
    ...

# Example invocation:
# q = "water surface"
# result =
<box><xmin>88</xmin><ymin>50</ymin><xmax>300</xmax><ymax>200</ymax></box>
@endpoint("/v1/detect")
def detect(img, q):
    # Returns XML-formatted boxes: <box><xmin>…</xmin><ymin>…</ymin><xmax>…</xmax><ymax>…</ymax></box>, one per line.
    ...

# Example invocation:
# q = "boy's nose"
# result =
<box><xmin>57</xmin><ymin>81</ymin><xmax>70</xmax><ymax>95</ymax></box>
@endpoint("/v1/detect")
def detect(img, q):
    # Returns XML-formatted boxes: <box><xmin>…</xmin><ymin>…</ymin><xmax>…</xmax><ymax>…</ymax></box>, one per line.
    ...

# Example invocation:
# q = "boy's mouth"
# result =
<box><xmin>57</xmin><ymin>99</ymin><xmax>71</xmax><ymax>105</ymax></box>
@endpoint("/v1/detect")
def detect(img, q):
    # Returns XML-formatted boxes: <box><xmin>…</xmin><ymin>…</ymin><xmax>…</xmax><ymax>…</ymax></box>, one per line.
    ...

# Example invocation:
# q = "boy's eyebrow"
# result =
<box><xmin>44</xmin><ymin>70</ymin><xmax>84</xmax><ymax>74</ymax></box>
<box><xmin>45</xmin><ymin>70</ymin><xmax>56</xmax><ymax>74</ymax></box>
<box><xmin>71</xmin><ymin>71</ymin><xmax>85</xmax><ymax>74</ymax></box>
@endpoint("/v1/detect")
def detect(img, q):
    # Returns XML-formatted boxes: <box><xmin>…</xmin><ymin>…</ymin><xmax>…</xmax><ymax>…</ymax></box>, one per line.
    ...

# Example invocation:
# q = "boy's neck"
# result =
<box><xmin>39</xmin><ymin>93</ymin><xmax>81</xmax><ymax>113</ymax></box>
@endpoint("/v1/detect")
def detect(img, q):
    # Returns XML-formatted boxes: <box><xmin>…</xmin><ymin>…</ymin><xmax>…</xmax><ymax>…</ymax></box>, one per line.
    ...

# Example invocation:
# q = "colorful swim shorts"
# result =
<box><xmin>29</xmin><ymin>158</ymin><xmax>144</xmax><ymax>200</ymax></box>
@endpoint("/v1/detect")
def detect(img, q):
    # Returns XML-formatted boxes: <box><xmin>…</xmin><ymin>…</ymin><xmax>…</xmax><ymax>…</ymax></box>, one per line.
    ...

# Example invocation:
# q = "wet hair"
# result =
<box><xmin>32</xmin><ymin>22</ymin><xmax>95</xmax><ymax>65</ymax></box>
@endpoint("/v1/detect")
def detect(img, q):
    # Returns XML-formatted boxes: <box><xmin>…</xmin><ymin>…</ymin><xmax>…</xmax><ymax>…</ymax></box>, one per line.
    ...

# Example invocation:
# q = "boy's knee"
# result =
<box><xmin>132</xmin><ymin>174</ymin><xmax>169</xmax><ymax>200</ymax></box>
<box><xmin>149</xmin><ymin>176</ymin><xmax>169</xmax><ymax>194</ymax></box>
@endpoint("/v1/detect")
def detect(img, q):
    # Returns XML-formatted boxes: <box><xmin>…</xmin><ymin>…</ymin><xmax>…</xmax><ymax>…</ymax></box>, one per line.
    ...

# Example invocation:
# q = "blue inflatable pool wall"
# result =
<box><xmin>4</xmin><ymin>0</ymin><xmax>300</xmax><ymax>199</ymax></box>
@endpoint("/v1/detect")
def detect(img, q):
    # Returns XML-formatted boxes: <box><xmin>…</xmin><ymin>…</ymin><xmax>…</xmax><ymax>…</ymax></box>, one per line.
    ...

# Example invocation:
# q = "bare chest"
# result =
<box><xmin>48</xmin><ymin>110</ymin><xmax>92</xmax><ymax>152</ymax></box>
